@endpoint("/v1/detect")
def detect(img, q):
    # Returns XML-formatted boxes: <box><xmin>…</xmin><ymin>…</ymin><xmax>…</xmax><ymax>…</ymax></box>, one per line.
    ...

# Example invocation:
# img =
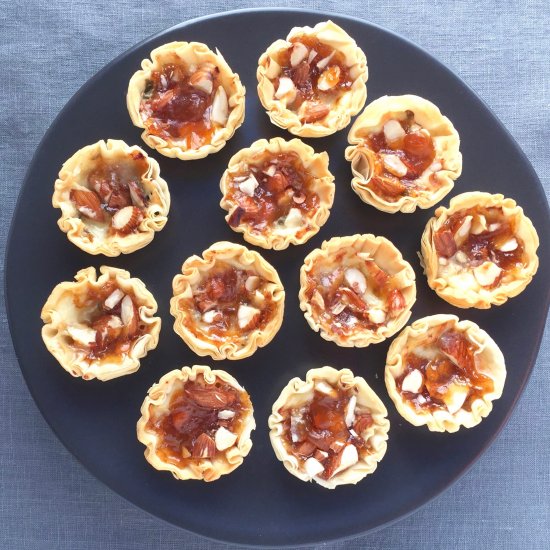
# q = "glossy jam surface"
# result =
<box><xmin>434</xmin><ymin>205</ymin><xmax>526</xmax><ymax>286</ymax></box>
<box><xmin>70</xmin><ymin>152</ymin><xmax>149</xmax><ymax>236</ymax></box>
<box><xmin>272</xmin><ymin>35</ymin><xmax>354</xmax><ymax>121</ymax></box>
<box><xmin>362</xmin><ymin>111</ymin><xmax>437</xmax><ymax>201</ymax></box>
<box><xmin>280</xmin><ymin>383</ymin><xmax>373</xmax><ymax>480</ymax></box>
<box><xmin>70</xmin><ymin>280</ymin><xmax>144</xmax><ymax>361</ymax></box>
<box><xmin>183</xmin><ymin>262</ymin><xmax>275</xmax><ymax>343</ymax></box>
<box><xmin>141</xmin><ymin>63</ymin><xmax>220</xmax><ymax>148</ymax></box>
<box><xmin>303</xmin><ymin>253</ymin><xmax>407</xmax><ymax>337</ymax></box>
<box><xmin>396</xmin><ymin>325</ymin><xmax>494</xmax><ymax>412</ymax></box>
<box><xmin>145</xmin><ymin>375</ymin><xmax>251</xmax><ymax>468</ymax></box>
<box><xmin>226</xmin><ymin>151</ymin><xmax>320</xmax><ymax>235</ymax></box>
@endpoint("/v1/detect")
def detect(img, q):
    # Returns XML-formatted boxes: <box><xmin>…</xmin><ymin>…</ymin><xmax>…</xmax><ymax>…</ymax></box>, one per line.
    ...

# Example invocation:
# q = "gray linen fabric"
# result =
<box><xmin>1</xmin><ymin>1</ymin><xmax>548</xmax><ymax>549</ymax></box>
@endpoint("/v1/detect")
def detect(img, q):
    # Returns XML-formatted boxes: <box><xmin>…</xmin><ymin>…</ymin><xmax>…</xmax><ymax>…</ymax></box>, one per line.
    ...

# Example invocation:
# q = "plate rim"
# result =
<box><xmin>5</xmin><ymin>7</ymin><xmax>550</xmax><ymax>548</ymax></box>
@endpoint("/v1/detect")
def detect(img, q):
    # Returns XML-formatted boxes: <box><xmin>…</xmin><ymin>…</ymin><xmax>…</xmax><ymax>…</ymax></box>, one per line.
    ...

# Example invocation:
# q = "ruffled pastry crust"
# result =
<box><xmin>127</xmin><ymin>41</ymin><xmax>245</xmax><ymax>160</ymax></box>
<box><xmin>299</xmin><ymin>234</ymin><xmax>416</xmax><ymax>347</ymax></box>
<box><xmin>136</xmin><ymin>365</ymin><xmax>255</xmax><ymax>481</ymax></box>
<box><xmin>170</xmin><ymin>241</ymin><xmax>285</xmax><ymax>360</ymax></box>
<box><xmin>421</xmin><ymin>192</ymin><xmax>539</xmax><ymax>308</ymax></box>
<box><xmin>257</xmin><ymin>20</ymin><xmax>367</xmax><ymax>137</ymax></box>
<box><xmin>219</xmin><ymin>137</ymin><xmax>335</xmax><ymax>249</ymax></box>
<box><xmin>53</xmin><ymin>139</ymin><xmax>170</xmax><ymax>256</ymax></box>
<box><xmin>41</xmin><ymin>266</ymin><xmax>161</xmax><ymax>381</ymax></box>
<box><xmin>385</xmin><ymin>314</ymin><xmax>506</xmax><ymax>432</ymax></box>
<box><xmin>269</xmin><ymin>366</ymin><xmax>390</xmax><ymax>489</ymax></box>
<box><xmin>346</xmin><ymin>95</ymin><xmax>462</xmax><ymax>213</ymax></box>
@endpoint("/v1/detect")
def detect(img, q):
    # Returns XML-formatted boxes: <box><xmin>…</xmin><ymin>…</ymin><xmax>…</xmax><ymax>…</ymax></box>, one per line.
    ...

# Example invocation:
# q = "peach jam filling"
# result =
<box><xmin>140</xmin><ymin>62</ymin><xmax>229</xmax><ymax>149</ymax></box>
<box><xmin>271</xmin><ymin>35</ymin><xmax>354</xmax><ymax>122</ymax></box>
<box><xmin>434</xmin><ymin>205</ymin><xmax>526</xmax><ymax>288</ymax></box>
<box><xmin>70</xmin><ymin>152</ymin><xmax>149</xmax><ymax>236</ymax></box>
<box><xmin>361</xmin><ymin>110</ymin><xmax>438</xmax><ymax>201</ymax></box>
<box><xmin>146</xmin><ymin>374</ymin><xmax>251</xmax><ymax>468</ymax></box>
<box><xmin>226</xmin><ymin>150</ymin><xmax>320</xmax><ymax>235</ymax></box>
<box><xmin>67</xmin><ymin>279</ymin><xmax>145</xmax><ymax>361</ymax></box>
<box><xmin>304</xmin><ymin>253</ymin><xmax>406</xmax><ymax>336</ymax></box>
<box><xmin>183</xmin><ymin>262</ymin><xmax>275</xmax><ymax>343</ymax></box>
<box><xmin>280</xmin><ymin>382</ymin><xmax>373</xmax><ymax>480</ymax></box>
<box><xmin>396</xmin><ymin>324</ymin><xmax>494</xmax><ymax>414</ymax></box>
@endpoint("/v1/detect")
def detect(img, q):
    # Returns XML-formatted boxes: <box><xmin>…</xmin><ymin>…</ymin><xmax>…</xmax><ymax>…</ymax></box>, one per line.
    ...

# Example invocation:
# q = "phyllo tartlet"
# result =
<box><xmin>170</xmin><ymin>241</ymin><xmax>285</xmax><ymax>360</ymax></box>
<box><xmin>269</xmin><ymin>366</ymin><xmax>390</xmax><ymax>489</ymax></box>
<box><xmin>219</xmin><ymin>137</ymin><xmax>335</xmax><ymax>250</ymax></box>
<box><xmin>137</xmin><ymin>365</ymin><xmax>255</xmax><ymax>481</ymax></box>
<box><xmin>53</xmin><ymin>139</ymin><xmax>170</xmax><ymax>256</ymax></box>
<box><xmin>299</xmin><ymin>234</ymin><xmax>416</xmax><ymax>347</ymax></box>
<box><xmin>385</xmin><ymin>315</ymin><xmax>506</xmax><ymax>432</ymax></box>
<box><xmin>346</xmin><ymin>95</ymin><xmax>462</xmax><ymax>213</ymax></box>
<box><xmin>421</xmin><ymin>192</ymin><xmax>539</xmax><ymax>308</ymax></box>
<box><xmin>41</xmin><ymin>266</ymin><xmax>160</xmax><ymax>381</ymax></box>
<box><xmin>127</xmin><ymin>41</ymin><xmax>245</xmax><ymax>160</ymax></box>
<box><xmin>257</xmin><ymin>20</ymin><xmax>367</xmax><ymax>137</ymax></box>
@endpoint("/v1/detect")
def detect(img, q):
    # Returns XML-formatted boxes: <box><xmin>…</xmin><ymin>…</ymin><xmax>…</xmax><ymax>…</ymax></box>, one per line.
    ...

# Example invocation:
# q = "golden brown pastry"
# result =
<box><xmin>346</xmin><ymin>95</ymin><xmax>462</xmax><ymax>213</ymax></box>
<box><xmin>385</xmin><ymin>314</ymin><xmax>506</xmax><ymax>432</ymax></box>
<box><xmin>219</xmin><ymin>137</ymin><xmax>335</xmax><ymax>250</ymax></box>
<box><xmin>299</xmin><ymin>234</ymin><xmax>416</xmax><ymax>347</ymax></box>
<box><xmin>421</xmin><ymin>192</ymin><xmax>539</xmax><ymax>308</ymax></box>
<box><xmin>257</xmin><ymin>20</ymin><xmax>367</xmax><ymax>137</ymax></box>
<box><xmin>53</xmin><ymin>139</ymin><xmax>170</xmax><ymax>256</ymax></box>
<box><xmin>269</xmin><ymin>366</ymin><xmax>390</xmax><ymax>489</ymax></box>
<box><xmin>127</xmin><ymin>41</ymin><xmax>245</xmax><ymax>160</ymax></box>
<box><xmin>137</xmin><ymin>365</ymin><xmax>255</xmax><ymax>481</ymax></box>
<box><xmin>41</xmin><ymin>266</ymin><xmax>160</xmax><ymax>381</ymax></box>
<box><xmin>170</xmin><ymin>241</ymin><xmax>285</xmax><ymax>360</ymax></box>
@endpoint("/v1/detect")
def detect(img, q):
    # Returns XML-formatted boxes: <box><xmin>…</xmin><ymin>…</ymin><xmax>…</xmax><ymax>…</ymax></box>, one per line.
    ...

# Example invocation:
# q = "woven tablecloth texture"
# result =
<box><xmin>1</xmin><ymin>1</ymin><xmax>548</xmax><ymax>549</ymax></box>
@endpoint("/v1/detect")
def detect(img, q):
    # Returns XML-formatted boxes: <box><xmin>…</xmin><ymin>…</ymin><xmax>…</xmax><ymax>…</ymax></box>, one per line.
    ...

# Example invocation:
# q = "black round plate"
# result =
<box><xmin>5</xmin><ymin>8</ymin><xmax>550</xmax><ymax>547</ymax></box>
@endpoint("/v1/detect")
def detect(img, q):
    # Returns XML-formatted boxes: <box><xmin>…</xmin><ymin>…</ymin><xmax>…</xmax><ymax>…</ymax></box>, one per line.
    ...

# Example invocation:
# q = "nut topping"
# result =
<box><xmin>185</xmin><ymin>386</ymin><xmax>235</xmax><ymax>409</ymax></box>
<box><xmin>498</xmin><ymin>238</ymin><xmax>518</xmax><ymax>252</ymax></box>
<box><xmin>104</xmin><ymin>289</ymin><xmax>125</xmax><ymax>310</ymax></box>
<box><xmin>316</xmin><ymin>51</ymin><xmax>335</xmax><ymax>70</ymax></box>
<box><xmin>383</xmin><ymin>119</ymin><xmax>406</xmax><ymax>144</ymax></box>
<box><xmin>192</xmin><ymin>433</ymin><xmax>216</xmax><ymax>458</ymax></box>
<box><xmin>433</xmin><ymin>229</ymin><xmax>458</xmax><ymax>258</ymax></box>
<box><xmin>401</xmin><ymin>369</ymin><xmax>423</xmax><ymax>394</ymax></box>
<box><xmin>317</xmin><ymin>65</ymin><xmax>341</xmax><ymax>91</ymax></box>
<box><xmin>290</xmin><ymin>42</ymin><xmax>309</xmax><ymax>67</ymax></box>
<box><xmin>210</xmin><ymin>86</ymin><xmax>229</xmax><ymax>126</ymax></box>
<box><xmin>238</xmin><ymin>174</ymin><xmax>259</xmax><ymax>197</ymax></box>
<box><xmin>66</xmin><ymin>325</ymin><xmax>97</xmax><ymax>347</ymax></box>
<box><xmin>331</xmin><ymin>444</ymin><xmax>359</xmax><ymax>476</ymax></box>
<box><xmin>218</xmin><ymin>409</ymin><xmax>236</xmax><ymax>420</ymax></box>
<box><xmin>344</xmin><ymin>267</ymin><xmax>367</xmax><ymax>295</ymax></box>
<box><xmin>214</xmin><ymin>426</ymin><xmax>238</xmax><ymax>451</ymax></box>
<box><xmin>70</xmin><ymin>188</ymin><xmax>105</xmax><ymax>222</ymax></box>
<box><xmin>300</xmin><ymin>101</ymin><xmax>330</xmax><ymax>123</ymax></box>
<box><xmin>237</xmin><ymin>304</ymin><xmax>261</xmax><ymax>330</ymax></box>
<box><xmin>128</xmin><ymin>180</ymin><xmax>147</xmax><ymax>208</ymax></box>
<box><xmin>275</xmin><ymin>76</ymin><xmax>297</xmax><ymax>101</ymax></box>
<box><xmin>353</xmin><ymin>414</ymin><xmax>373</xmax><ymax>435</ymax></box>
<box><xmin>304</xmin><ymin>457</ymin><xmax>325</xmax><ymax>477</ymax></box>
<box><xmin>189</xmin><ymin>62</ymin><xmax>217</xmax><ymax>94</ymax></box>
<box><xmin>344</xmin><ymin>395</ymin><xmax>357</xmax><ymax>427</ymax></box>
<box><xmin>473</xmin><ymin>261</ymin><xmax>502</xmax><ymax>287</ymax></box>
<box><xmin>368</xmin><ymin>308</ymin><xmax>386</xmax><ymax>325</ymax></box>
<box><xmin>120</xmin><ymin>295</ymin><xmax>139</xmax><ymax>335</ymax></box>
<box><xmin>383</xmin><ymin>154</ymin><xmax>408</xmax><ymax>178</ymax></box>
<box><xmin>454</xmin><ymin>215</ymin><xmax>473</xmax><ymax>246</ymax></box>
<box><xmin>112</xmin><ymin>206</ymin><xmax>143</xmax><ymax>234</ymax></box>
